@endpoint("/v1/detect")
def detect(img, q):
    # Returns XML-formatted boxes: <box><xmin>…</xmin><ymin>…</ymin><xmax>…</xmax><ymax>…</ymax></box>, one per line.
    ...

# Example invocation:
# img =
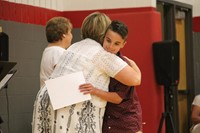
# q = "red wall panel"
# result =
<box><xmin>193</xmin><ymin>17</ymin><xmax>200</xmax><ymax>32</ymax></box>
<box><xmin>0</xmin><ymin>1</ymin><xmax>155</xmax><ymax>27</ymax></box>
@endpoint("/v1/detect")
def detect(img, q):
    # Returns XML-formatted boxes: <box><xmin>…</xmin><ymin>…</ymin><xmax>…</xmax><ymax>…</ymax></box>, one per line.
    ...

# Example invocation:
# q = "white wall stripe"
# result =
<box><xmin>6</xmin><ymin>0</ymin><xmax>200</xmax><ymax>17</ymax></box>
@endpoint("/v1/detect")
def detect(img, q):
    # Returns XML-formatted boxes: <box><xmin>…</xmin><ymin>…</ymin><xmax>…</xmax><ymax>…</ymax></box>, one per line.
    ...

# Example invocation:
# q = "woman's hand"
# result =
<box><xmin>79</xmin><ymin>83</ymin><xmax>123</xmax><ymax>104</ymax></box>
<box><xmin>79</xmin><ymin>83</ymin><xmax>97</xmax><ymax>95</ymax></box>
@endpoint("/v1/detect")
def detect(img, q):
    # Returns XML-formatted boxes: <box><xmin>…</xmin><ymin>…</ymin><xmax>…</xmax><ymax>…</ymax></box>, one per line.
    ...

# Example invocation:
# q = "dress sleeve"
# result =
<box><xmin>192</xmin><ymin>95</ymin><xmax>200</xmax><ymax>106</ymax></box>
<box><xmin>52</xmin><ymin>48</ymin><xmax>65</xmax><ymax>67</ymax></box>
<box><xmin>92</xmin><ymin>49</ymin><xmax>127</xmax><ymax>77</ymax></box>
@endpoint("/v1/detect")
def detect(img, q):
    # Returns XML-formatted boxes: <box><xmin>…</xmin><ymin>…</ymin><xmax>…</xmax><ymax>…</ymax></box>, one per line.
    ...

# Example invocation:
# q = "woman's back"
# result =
<box><xmin>50</xmin><ymin>38</ymin><xmax>127</xmax><ymax>107</ymax></box>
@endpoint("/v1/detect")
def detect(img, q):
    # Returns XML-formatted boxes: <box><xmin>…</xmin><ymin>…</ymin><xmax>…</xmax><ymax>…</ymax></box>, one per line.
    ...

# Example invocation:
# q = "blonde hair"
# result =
<box><xmin>81</xmin><ymin>12</ymin><xmax>111</xmax><ymax>44</ymax></box>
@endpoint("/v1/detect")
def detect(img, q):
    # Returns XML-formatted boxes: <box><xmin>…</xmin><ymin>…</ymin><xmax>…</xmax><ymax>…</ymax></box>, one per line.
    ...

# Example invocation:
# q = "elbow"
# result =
<box><xmin>191</xmin><ymin>116</ymin><xmax>198</xmax><ymax>125</ymax></box>
<box><xmin>136</xmin><ymin>79</ymin><xmax>141</xmax><ymax>86</ymax></box>
<box><xmin>191</xmin><ymin>118</ymin><xmax>197</xmax><ymax>125</ymax></box>
<box><xmin>113</xmin><ymin>98</ymin><xmax>122</xmax><ymax>104</ymax></box>
<box><xmin>137</xmin><ymin>76</ymin><xmax>142</xmax><ymax>85</ymax></box>
<box><xmin>131</xmin><ymin>75</ymin><xmax>141</xmax><ymax>86</ymax></box>
<box><xmin>134</xmin><ymin>79</ymin><xmax>141</xmax><ymax>86</ymax></box>
<box><xmin>134</xmin><ymin>71</ymin><xmax>142</xmax><ymax>86</ymax></box>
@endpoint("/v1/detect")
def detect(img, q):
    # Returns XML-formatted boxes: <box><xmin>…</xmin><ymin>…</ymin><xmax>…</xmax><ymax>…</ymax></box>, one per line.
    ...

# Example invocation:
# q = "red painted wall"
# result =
<box><xmin>0</xmin><ymin>1</ymin><xmax>169</xmax><ymax>133</ymax></box>
<box><xmin>0</xmin><ymin>1</ymin><xmax>62</xmax><ymax>25</ymax></box>
<box><xmin>0</xmin><ymin>1</ymin><xmax>155</xmax><ymax>28</ymax></box>
<box><xmin>193</xmin><ymin>17</ymin><xmax>200</xmax><ymax>32</ymax></box>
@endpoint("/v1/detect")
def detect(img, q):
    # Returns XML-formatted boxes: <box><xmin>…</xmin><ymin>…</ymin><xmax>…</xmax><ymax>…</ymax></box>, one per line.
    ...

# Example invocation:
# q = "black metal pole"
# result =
<box><xmin>164</xmin><ymin>85</ymin><xmax>179</xmax><ymax>133</ymax></box>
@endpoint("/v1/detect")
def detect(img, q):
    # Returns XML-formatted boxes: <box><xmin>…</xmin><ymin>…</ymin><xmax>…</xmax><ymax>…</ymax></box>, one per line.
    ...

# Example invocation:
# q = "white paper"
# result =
<box><xmin>0</xmin><ymin>74</ymin><xmax>13</xmax><ymax>90</ymax></box>
<box><xmin>45</xmin><ymin>71</ymin><xmax>91</xmax><ymax>110</ymax></box>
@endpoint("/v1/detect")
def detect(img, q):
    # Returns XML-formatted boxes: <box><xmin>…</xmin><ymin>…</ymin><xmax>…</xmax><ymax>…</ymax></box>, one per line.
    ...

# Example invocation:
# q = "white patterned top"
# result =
<box><xmin>50</xmin><ymin>38</ymin><xmax>127</xmax><ymax>108</ymax></box>
<box><xmin>192</xmin><ymin>95</ymin><xmax>200</xmax><ymax>106</ymax></box>
<box><xmin>40</xmin><ymin>46</ymin><xmax>66</xmax><ymax>87</ymax></box>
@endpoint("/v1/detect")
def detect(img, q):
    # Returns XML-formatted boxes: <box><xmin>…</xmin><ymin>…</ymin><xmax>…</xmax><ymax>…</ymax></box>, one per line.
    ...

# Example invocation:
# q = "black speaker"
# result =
<box><xmin>0</xmin><ymin>32</ymin><xmax>9</xmax><ymax>61</ymax></box>
<box><xmin>152</xmin><ymin>40</ymin><xmax>179</xmax><ymax>86</ymax></box>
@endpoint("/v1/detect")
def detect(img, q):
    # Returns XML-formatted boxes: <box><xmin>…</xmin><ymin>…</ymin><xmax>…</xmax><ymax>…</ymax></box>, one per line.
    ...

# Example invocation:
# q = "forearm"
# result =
<box><xmin>114</xmin><ymin>65</ymin><xmax>141</xmax><ymax>86</ymax></box>
<box><xmin>127</xmin><ymin>57</ymin><xmax>141</xmax><ymax>83</ymax></box>
<box><xmin>114</xmin><ymin>56</ymin><xmax>142</xmax><ymax>86</ymax></box>
<box><xmin>79</xmin><ymin>83</ymin><xmax>122</xmax><ymax>104</ymax></box>
<box><xmin>130</xmin><ymin>60</ymin><xmax>141</xmax><ymax>75</ymax></box>
<box><xmin>191</xmin><ymin>105</ymin><xmax>200</xmax><ymax>125</ymax></box>
<box><xmin>93</xmin><ymin>88</ymin><xmax>122</xmax><ymax>104</ymax></box>
<box><xmin>192</xmin><ymin>116</ymin><xmax>200</xmax><ymax>125</ymax></box>
<box><xmin>130</xmin><ymin>61</ymin><xmax>141</xmax><ymax>83</ymax></box>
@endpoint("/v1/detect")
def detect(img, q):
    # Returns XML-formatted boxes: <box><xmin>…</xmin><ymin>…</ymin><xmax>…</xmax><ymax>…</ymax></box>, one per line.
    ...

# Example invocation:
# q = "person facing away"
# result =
<box><xmin>32</xmin><ymin>12</ymin><xmax>141</xmax><ymax>133</ymax></box>
<box><xmin>40</xmin><ymin>16</ymin><xmax>73</xmax><ymax>87</ymax></box>
<box><xmin>79</xmin><ymin>20</ymin><xmax>142</xmax><ymax>133</ymax></box>
<box><xmin>190</xmin><ymin>94</ymin><xmax>200</xmax><ymax>133</ymax></box>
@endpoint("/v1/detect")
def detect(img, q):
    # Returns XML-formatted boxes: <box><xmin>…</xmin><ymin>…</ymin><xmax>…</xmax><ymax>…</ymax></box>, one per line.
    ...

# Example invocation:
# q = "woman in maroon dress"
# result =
<box><xmin>80</xmin><ymin>20</ymin><xmax>142</xmax><ymax>133</ymax></box>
